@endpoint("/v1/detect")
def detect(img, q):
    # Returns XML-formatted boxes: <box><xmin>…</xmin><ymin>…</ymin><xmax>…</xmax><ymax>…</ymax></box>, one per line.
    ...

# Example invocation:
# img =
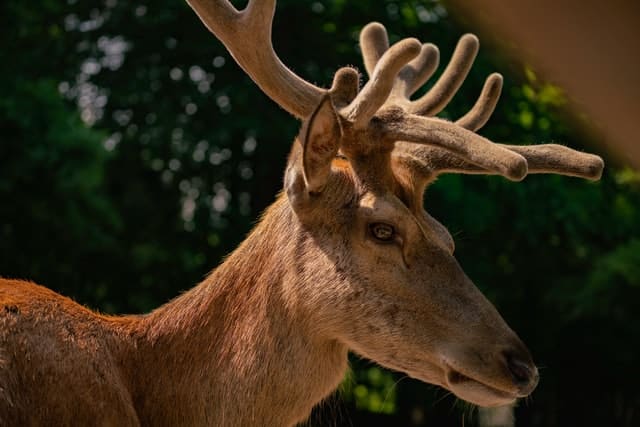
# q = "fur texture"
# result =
<box><xmin>0</xmin><ymin>2</ymin><xmax>603</xmax><ymax>424</ymax></box>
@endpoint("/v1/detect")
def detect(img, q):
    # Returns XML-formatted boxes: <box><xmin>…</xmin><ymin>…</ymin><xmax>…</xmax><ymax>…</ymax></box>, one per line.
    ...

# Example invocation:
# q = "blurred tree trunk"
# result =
<box><xmin>446</xmin><ymin>0</ymin><xmax>640</xmax><ymax>167</ymax></box>
<box><xmin>479</xmin><ymin>404</ymin><xmax>514</xmax><ymax>427</ymax></box>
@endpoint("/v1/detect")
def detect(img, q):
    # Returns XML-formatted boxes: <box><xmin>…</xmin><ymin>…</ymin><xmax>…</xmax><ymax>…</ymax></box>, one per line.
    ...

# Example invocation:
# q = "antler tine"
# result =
<box><xmin>359</xmin><ymin>23</ymin><xmax>440</xmax><ymax>103</ymax></box>
<box><xmin>456</xmin><ymin>73</ymin><xmax>503</xmax><ymax>131</ymax></box>
<box><xmin>397</xmin><ymin>143</ymin><xmax>604</xmax><ymax>181</ymax></box>
<box><xmin>186</xmin><ymin>0</ymin><xmax>325</xmax><ymax>119</ymax></box>
<box><xmin>330</xmin><ymin>67</ymin><xmax>360</xmax><ymax>108</ymax></box>
<box><xmin>398</xmin><ymin>43</ymin><xmax>440</xmax><ymax>98</ymax></box>
<box><xmin>342</xmin><ymin>38</ymin><xmax>422</xmax><ymax>129</ymax></box>
<box><xmin>383</xmin><ymin>114</ymin><xmax>528</xmax><ymax>181</ymax></box>
<box><xmin>360</xmin><ymin>22</ymin><xmax>390</xmax><ymax>77</ymax></box>
<box><xmin>500</xmin><ymin>144</ymin><xmax>604</xmax><ymax>180</ymax></box>
<box><xmin>410</xmin><ymin>34</ymin><xmax>479</xmax><ymax>116</ymax></box>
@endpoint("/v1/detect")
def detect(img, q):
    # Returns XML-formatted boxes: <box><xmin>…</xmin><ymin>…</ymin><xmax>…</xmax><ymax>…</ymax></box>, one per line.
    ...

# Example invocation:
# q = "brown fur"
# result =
<box><xmin>1</xmin><ymin>1</ymin><xmax>603</xmax><ymax>424</ymax></box>
<box><xmin>0</xmin><ymin>127</ymin><xmax>538</xmax><ymax>425</ymax></box>
<box><xmin>0</xmin><ymin>195</ymin><xmax>348</xmax><ymax>426</ymax></box>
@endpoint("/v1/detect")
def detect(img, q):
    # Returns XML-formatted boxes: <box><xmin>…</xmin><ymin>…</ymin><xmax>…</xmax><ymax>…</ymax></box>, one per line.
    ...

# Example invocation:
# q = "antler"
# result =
<box><xmin>186</xmin><ymin>0</ymin><xmax>325</xmax><ymax>119</ymax></box>
<box><xmin>330</xmin><ymin>23</ymin><xmax>525</xmax><ymax>181</ymax></box>
<box><xmin>324</xmin><ymin>28</ymin><xmax>527</xmax><ymax>181</ymax></box>
<box><xmin>395</xmin><ymin>143</ymin><xmax>604</xmax><ymax>183</ymax></box>
<box><xmin>187</xmin><ymin>1</ymin><xmax>603</xmax><ymax>182</ymax></box>
<box><xmin>356</xmin><ymin>23</ymin><xmax>604</xmax><ymax>181</ymax></box>
<box><xmin>186</xmin><ymin>0</ymin><xmax>518</xmax><ymax>178</ymax></box>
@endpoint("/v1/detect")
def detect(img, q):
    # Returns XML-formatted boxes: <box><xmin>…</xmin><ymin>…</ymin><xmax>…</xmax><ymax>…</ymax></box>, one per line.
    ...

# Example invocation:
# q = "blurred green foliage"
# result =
<box><xmin>1</xmin><ymin>1</ymin><xmax>639</xmax><ymax>426</ymax></box>
<box><xmin>342</xmin><ymin>365</ymin><xmax>398</xmax><ymax>414</ymax></box>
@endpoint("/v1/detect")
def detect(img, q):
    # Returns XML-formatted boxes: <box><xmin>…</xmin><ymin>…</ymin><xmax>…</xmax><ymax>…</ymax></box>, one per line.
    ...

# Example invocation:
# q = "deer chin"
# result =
<box><xmin>443</xmin><ymin>367</ymin><xmax>518</xmax><ymax>407</ymax></box>
<box><xmin>403</xmin><ymin>362</ymin><xmax>516</xmax><ymax>407</ymax></box>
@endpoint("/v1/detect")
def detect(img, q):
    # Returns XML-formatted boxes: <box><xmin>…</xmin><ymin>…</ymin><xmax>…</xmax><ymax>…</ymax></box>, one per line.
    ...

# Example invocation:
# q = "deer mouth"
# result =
<box><xmin>445</xmin><ymin>368</ymin><xmax>518</xmax><ymax>407</ymax></box>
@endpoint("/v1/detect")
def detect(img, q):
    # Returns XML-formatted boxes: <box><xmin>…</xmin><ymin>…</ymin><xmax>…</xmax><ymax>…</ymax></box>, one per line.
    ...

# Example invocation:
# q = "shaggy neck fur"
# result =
<box><xmin>121</xmin><ymin>196</ymin><xmax>348</xmax><ymax>426</ymax></box>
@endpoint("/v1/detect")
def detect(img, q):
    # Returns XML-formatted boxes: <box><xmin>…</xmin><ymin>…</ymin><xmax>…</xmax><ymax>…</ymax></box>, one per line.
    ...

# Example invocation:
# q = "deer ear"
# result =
<box><xmin>301</xmin><ymin>95</ymin><xmax>342</xmax><ymax>194</ymax></box>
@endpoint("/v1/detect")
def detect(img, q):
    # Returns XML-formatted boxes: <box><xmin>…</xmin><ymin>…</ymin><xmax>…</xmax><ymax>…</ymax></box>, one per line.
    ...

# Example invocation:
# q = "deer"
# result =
<box><xmin>0</xmin><ymin>0</ymin><xmax>604</xmax><ymax>426</ymax></box>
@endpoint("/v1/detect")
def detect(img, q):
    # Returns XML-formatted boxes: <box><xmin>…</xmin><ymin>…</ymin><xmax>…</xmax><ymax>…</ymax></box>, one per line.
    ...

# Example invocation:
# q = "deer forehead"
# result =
<box><xmin>331</xmin><ymin>168</ymin><xmax>442</xmax><ymax>244</ymax></box>
<box><xmin>357</xmin><ymin>191</ymin><xmax>411</xmax><ymax>221</ymax></box>
<box><xmin>329</xmin><ymin>153</ymin><xmax>415</xmax><ymax>213</ymax></box>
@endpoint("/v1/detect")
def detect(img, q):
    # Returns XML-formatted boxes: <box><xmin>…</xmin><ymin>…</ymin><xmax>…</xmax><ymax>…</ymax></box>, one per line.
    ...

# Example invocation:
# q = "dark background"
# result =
<box><xmin>1</xmin><ymin>1</ymin><xmax>639</xmax><ymax>425</ymax></box>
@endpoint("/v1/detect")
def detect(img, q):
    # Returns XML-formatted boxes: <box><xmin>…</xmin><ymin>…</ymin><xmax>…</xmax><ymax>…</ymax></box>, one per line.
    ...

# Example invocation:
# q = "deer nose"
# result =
<box><xmin>504</xmin><ymin>350</ymin><xmax>539</xmax><ymax>396</ymax></box>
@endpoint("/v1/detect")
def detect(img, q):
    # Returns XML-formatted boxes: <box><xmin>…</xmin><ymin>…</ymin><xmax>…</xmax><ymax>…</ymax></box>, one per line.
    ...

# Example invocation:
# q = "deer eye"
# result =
<box><xmin>369</xmin><ymin>223</ymin><xmax>395</xmax><ymax>242</ymax></box>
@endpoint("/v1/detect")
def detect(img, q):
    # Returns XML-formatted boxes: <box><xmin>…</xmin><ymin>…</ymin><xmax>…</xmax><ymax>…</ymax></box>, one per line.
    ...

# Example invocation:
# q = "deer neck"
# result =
<box><xmin>126</xmin><ymin>195</ymin><xmax>348</xmax><ymax>426</ymax></box>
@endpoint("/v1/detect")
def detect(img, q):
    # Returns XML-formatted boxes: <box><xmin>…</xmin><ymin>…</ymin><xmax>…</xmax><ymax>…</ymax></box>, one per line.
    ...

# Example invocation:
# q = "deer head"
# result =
<box><xmin>187</xmin><ymin>0</ymin><xmax>603</xmax><ymax>407</ymax></box>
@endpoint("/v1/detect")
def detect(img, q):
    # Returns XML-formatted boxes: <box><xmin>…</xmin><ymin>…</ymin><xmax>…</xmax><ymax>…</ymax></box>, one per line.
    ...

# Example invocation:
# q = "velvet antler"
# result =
<box><xmin>187</xmin><ymin>1</ymin><xmax>603</xmax><ymax>184</ymax></box>
<box><xmin>354</xmin><ymin>23</ymin><xmax>603</xmax><ymax>182</ymax></box>
<box><xmin>186</xmin><ymin>0</ymin><xmax>326</xmax><ymax>119</ymax></box>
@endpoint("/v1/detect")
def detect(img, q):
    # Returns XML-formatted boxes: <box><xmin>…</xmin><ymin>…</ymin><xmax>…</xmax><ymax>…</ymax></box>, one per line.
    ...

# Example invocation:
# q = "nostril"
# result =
<box><xmin>505</xmin><ymin>353</ymin><xmax>533</xmax><ymax>386</ymax></box>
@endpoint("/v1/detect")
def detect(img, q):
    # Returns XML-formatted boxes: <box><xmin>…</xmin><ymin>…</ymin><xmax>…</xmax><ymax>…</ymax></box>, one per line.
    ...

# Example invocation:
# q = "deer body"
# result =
<box><xmin>1</xmin><ymin>197</ymin><xmax>351</xmax><ymax>426</ymax></box>
<box><xmin>2</xmin><ymin>0</ymin><xmax>605</xmax><ymax>425</ymax></box>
